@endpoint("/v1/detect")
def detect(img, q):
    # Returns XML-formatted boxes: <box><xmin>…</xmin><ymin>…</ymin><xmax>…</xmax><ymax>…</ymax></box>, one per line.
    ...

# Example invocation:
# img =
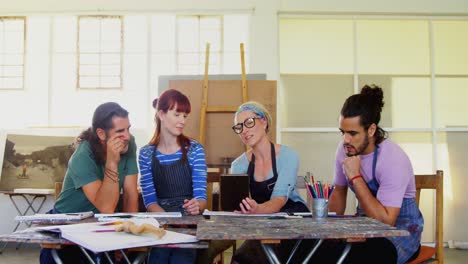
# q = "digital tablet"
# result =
<box><xmin>220</xmin><ymin>174</ymin><xmax>250</xmax><ymax>211</ymax></box>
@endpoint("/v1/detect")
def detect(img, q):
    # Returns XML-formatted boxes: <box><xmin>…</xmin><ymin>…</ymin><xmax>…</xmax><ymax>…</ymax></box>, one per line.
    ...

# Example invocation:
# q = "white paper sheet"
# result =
<box><xmin>37</xmin><ymin>218</ymin><xmax>197</xmax><ymax>252</ymax></box>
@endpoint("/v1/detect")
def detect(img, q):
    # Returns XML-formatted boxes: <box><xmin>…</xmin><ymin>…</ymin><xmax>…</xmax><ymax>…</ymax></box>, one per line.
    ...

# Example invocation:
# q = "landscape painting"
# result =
<box><xmin>0</xmin><ymin>134</ymin><xmax>75</xmax><ymax>191</ymax></box>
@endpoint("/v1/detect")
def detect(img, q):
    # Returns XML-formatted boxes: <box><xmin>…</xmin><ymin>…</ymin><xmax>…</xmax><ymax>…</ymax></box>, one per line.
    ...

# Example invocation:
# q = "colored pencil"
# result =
<box><xmin>98</xmin><ymin>221</ymin><xmax>123</xmax><ymax>226</ymax></box>
<box><xmin>92</xmin><ymin>229</ymin><xmax>118</xmax><ymax>233</ymax></box>
<box><xmin>304</xmin><ymin>176</ymin><xmax>334</xmax><ymax>200</ymax></box>
<box><xmin>304</xmin><ymin>179</ymin><xmax>314</xmax><ymax>198</ymax></box>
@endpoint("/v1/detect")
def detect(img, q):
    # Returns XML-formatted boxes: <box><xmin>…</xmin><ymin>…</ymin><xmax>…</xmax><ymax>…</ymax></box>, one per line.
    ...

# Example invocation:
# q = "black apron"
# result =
<box><xmin>247</xmin><ymin>142</ymin><xmax>308</xmax><ymax>213</ymax></box>
<box><xmin>151</xmin><ymin>147</ymin><xmax>193</xmax><ymax>214</ymax></box>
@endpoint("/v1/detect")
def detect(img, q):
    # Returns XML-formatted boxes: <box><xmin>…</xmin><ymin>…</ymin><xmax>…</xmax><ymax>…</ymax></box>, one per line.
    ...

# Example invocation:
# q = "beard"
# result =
<box><xmin>344</xmin><ymin>135</ymin><xmax>369</xmax><ymax>157</ymax></box>
<box><xmin>119</xmin><ymin>141</ymin><xmax>130</xmax><ymax>155</ymax></box>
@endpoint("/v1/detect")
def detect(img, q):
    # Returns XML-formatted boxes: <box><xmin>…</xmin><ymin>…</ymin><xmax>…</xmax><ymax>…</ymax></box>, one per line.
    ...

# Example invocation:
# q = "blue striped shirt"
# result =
<box><xmin>138</xmin><ymin>140</ymin><xmax>207</xmax><ymax>208</ymax></box>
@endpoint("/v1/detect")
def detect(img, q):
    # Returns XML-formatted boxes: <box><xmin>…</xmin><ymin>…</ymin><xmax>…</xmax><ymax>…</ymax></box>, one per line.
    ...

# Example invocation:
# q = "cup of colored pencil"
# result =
<box><xmin>303</xmin><ymin>174</ymin><xmax>334</xmax><ymax>218</ymax></box>
<box><xmin>303</xmin><ymin>174</ymin><xmax>334</xmax><ymax>199</ymax></box>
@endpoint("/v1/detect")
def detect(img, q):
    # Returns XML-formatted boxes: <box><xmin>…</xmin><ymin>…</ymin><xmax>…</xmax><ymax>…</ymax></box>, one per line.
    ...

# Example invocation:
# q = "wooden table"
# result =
<box><xmin>0</xmin><ymin>215</ymin><xmax>207</xmax><ymax>264</ymax></box>
<box><xmin>0</xmin><ymin>215</ymin><xmax>410</xmax><ymax>264</ymax></box>
<box><xmin>197</xmin><ymin>216</ymin><xmax>410</xmax><ymax>264</ymax></box>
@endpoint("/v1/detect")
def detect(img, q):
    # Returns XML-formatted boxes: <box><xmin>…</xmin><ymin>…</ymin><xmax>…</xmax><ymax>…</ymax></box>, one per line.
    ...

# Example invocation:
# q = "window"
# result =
<box><xmin>279</xmin><ymin>17</ymin><xmax>468</xmax><ymax>241</ymax></box>
<box><xmin>0</xmin><ymin>17</ymin><xmax>25</xmax><ymax>89</ymax></box>
<box><xmin>77</xmin><ymin>16</ymin><xmax>123</xmax><ymax>89</ymax></box>
<box><xmin>150</xmin><ymin>14</ymin><xmax>249</xmax><ymax>78</ymax></box>
<box><xmin>176</xmin><ymin>15</ymin><xmax>222</xmax><ymax>74</ymax></box>
<box><xmin>279</xmin><ymin>18</ymin><xmax>434</xmax><ymax>177</ymax></box>
<box><xmin>279</xmin><ymin>19</ymin><xmax>354</xmax><ymax>74</ymax></box>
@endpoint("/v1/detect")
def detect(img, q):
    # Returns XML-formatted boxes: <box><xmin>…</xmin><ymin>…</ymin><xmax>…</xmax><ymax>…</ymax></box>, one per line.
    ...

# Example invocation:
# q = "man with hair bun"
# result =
<box><xmin>314</xmin><ymin>85</ymin><xmax>423</xmax><ymax>264</ymax></box>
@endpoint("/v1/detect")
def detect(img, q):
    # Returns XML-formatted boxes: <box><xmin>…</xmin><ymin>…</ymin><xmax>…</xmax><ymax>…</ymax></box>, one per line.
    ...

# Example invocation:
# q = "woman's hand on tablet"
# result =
<box><xmin>235</xmin><ymin>197</ymin><xmax>258</xmax><ymax>214</ymax></box>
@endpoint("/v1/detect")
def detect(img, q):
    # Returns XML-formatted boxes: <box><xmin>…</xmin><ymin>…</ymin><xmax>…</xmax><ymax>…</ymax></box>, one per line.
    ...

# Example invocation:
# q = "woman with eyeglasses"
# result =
<box><xmin>230</xmin><ymin>101</ymin><xmax>311</xmax><ymax>264</ymax></box>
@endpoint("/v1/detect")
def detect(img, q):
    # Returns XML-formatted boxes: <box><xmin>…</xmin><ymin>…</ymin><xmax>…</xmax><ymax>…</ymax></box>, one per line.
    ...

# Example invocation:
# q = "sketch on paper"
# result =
<box><xmin>0</xmin><ymin>134</ymin><xmax>75</xmax><ymax>191</ymax></box>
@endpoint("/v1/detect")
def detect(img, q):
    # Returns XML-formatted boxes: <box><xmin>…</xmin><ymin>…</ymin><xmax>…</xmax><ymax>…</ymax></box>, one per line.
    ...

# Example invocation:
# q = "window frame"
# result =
<box><xmin>0</xmin><ymin>16</ymin><xmax>26</xmax><ymax>90</ymax></box>
<box><xmin>175</xmin><ymin>15</ymin><xmax>224</xmax><ymax>74</ymax></box>
<box><xmin>76</xmin><ymin>15</ymin><xmax>124</xmax><ymax>90</ymax></box>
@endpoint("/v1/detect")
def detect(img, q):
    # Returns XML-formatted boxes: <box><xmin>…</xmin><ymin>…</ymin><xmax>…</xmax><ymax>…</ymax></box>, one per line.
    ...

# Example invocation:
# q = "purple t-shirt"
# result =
<box><xmin>334</xmin><ymin>139</ymin><xmax>415</xmax><ymax>208</ymax></box>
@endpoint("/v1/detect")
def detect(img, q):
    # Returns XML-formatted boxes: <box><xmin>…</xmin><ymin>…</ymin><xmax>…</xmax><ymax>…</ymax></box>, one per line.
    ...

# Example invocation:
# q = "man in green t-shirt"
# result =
<box><xmin>54</xmin><ymin>102</ymin><xmax>139</xmax><ymax>213</ymax></box>
<box><xmin>40</xmin><ymin>102</ymin><xmax>139</xmax><ymax>264</ymax></box>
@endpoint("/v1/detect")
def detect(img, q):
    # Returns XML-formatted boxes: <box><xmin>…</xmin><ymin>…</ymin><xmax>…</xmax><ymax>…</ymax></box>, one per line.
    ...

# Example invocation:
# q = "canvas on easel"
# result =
<box><xmin>0</xmin><ymin>133</ymin><xmax>75</xmax><ymax>191</ymax></box>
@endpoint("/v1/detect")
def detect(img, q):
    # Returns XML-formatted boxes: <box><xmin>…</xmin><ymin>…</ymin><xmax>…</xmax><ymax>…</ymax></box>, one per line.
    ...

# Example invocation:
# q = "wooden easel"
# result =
<box><xmin>198</xmin><ymin>44</ymin><xmax>247</xmax><ymax>261</ymax></box>
<box><xmin>198</xmin><ymin>43</ymin><xmax>249</xmax><ymax>145</ymax></box>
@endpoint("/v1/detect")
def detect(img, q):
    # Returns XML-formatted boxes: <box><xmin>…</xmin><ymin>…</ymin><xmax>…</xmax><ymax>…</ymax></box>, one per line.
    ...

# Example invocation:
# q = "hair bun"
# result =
<box><xmin>360</xmin><ymin>84</ymin><xmax>384</xmax><ymax>109</ymax></box>
<box><xmin>152</xmin><ymin>98</ymin><xmax>158</xmax><ymax>109</ymax></box>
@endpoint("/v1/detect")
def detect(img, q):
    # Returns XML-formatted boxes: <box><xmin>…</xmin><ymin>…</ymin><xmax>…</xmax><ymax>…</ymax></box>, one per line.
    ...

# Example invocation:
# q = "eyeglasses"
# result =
<box><xmin>232</xmin><ymin>117</ymin><xmax>261</xmax><ymax>134</ymax></box>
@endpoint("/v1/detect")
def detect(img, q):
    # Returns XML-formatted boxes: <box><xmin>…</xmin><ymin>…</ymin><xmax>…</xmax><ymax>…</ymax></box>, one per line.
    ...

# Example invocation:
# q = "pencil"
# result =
<box><xmin>318</xmin><ymin>181</ymin><xmax>324</xmax><ymax>198</ymax></box>
<box><xmin>329</xmin><ymin>185</ymin><xmax>335</xmax><ymax>197</ymax></box>
<box><xmin>314</xmin><ymin>182</ymin><xmax>320</xmax><ymax>198</ymax></box>
<box><xmin>305</xmin><ymin>181</ymin><xmax>314</xmax><ymax>199</ymax></box>
<box><xmin>98</xmin><ymin>221</ymin><xmax>123</xmax><ymax>226</ymax></box>
<box><xmin>92</xmin><ymin>229</ymin><xmax>119</xmax><ymax>233</ymax></box>
<box><xmin>309</xmin><ymin>183</ymin><xmax>317</xmax><ymax>198</ymax></box>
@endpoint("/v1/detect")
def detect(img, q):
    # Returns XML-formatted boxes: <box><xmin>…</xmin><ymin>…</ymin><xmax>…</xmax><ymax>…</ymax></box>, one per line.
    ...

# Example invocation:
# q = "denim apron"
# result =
<box><xmin>247</xmin><ymin>142</ymin><xmax>308</xmax><ymax>213</ymax></box>
<box><xmin>151</xmin><ymin>147</ymin><xmax>193</xmax><ymax>214</ymax></box>
<box><xmin>348</xmin><ymin>146</ymin><xmax>423</xmax><ymax>264</ymax></box>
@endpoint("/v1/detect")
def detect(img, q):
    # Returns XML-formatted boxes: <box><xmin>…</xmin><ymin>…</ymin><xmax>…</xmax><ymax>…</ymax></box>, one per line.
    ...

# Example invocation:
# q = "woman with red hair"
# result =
<box><xmin>139</xmin><ymin>89</ymin><xmax>207</xmax><ymax>263</ymax></box>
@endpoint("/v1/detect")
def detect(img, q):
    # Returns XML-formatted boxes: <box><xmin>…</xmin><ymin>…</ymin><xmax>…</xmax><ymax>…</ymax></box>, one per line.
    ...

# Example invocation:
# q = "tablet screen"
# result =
<box><xmin>220</xmin><ymin>174</ymin><xmax>250</xmax><ymax>211</ymax></box>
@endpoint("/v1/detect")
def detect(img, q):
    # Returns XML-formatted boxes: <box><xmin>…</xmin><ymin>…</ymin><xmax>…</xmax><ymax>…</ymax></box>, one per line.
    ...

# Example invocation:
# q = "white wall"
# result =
<box><xmin>3</xmin><ymin>0</ymin><xmax>468</xmax><ymax>14</ymax></box>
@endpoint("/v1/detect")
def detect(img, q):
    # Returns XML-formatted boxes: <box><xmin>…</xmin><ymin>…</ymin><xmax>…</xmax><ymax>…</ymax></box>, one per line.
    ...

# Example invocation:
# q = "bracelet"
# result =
<box><xmin>349</xmin><ymin>174</ymin><xmax>363</xmax><ymax>186</ymax></box>
<box><xmin>105</xmin><ymin>167</ymin><xmax>119</xmax><ymax>176</ymax></box>
<box><xmin>105</xmin><ymin>174</ymin><xmax>118</xmax><ymax>183</ymax></box>
<box><xmin>105</xmin><ymin>168</ymin><xmax>119</xmax><ymax>183</ymax></box>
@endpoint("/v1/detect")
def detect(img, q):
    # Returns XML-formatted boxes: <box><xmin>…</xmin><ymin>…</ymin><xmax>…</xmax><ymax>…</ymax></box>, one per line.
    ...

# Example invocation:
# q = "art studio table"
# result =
<box><xmin>197</xmin><ymin>216</ymin><xmax>410</xmax><ymax>264</ymax></box>
<box><xmin>0</xmin><ymin>215</ymin><xmax>207</xmax><ymax>264</ymax></box>
<box><xmin>0</xmin><ymin>189</ymin><xmax>53</xmax><ymax>253</ymax></box>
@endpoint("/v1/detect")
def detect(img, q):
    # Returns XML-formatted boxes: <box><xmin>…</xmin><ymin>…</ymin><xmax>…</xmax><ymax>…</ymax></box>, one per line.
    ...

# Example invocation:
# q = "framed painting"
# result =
<box><xmin>0</xmin><ymin>129</ymin><xmax>79</xmax><ymax>191</ymax></box>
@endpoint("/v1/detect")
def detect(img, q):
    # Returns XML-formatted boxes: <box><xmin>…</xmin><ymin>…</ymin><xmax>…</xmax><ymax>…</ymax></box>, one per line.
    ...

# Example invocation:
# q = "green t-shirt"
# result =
<box><xmin>55</xmin><ymin>136</ymin><xmax>138</xmax><ymax>213</ymax></box>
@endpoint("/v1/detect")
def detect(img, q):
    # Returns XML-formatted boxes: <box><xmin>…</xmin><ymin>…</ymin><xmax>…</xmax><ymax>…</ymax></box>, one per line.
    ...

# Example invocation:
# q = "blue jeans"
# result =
<box><xmin>148</xmin><ymin>247</ymin><xmax>196</xmax><ymax>264</ymax></box>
